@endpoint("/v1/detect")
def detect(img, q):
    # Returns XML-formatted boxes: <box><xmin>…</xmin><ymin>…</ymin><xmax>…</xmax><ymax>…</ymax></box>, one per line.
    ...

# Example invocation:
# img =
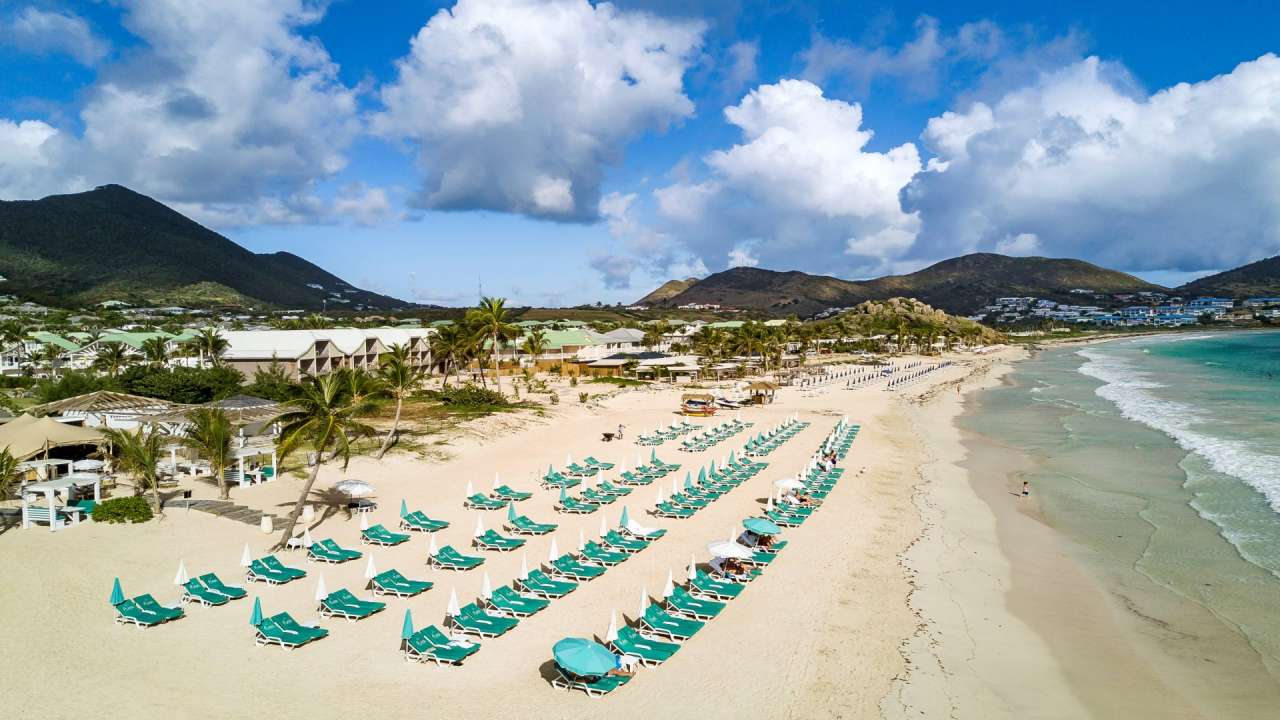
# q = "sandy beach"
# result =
<box><xmin>0</xmin><ymin>355</ymin><xmax>998</xmax><ymax>720</ymax></box>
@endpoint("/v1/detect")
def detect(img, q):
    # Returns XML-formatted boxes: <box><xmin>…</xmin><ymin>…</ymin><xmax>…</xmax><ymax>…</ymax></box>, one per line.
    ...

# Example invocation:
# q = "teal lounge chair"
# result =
<box><xmin>610</xmin><ymin>626</ymin><xmax>679</xmax><ymax>666</ymax></box>
<box><xmin>689</xmin><ymin>570</ymin><xmax>744</xmax><ymax>600</ymax></box>
<box><xmin>580</xmin><ymin>542</ymin><xmax>628</xmax><ymax>566</ymax></box>
<box><xmin>584</xmin><ymin>456</ymin><xmax>615</xmax><ymax>470</ymax></box>
<box><xmin>617</xmin><ymin>471</ymin><xmax>653</xmax><ymax>486</ymax></box>
<box><xmin>450</xmin><ymin>603</ymin><xmax>518</xmax><ymax>638</ymax></box>
<box><xmin>595</xmin><ymin>481</ymin><xmax>631</xmax><ymax>497</ymax></box>
<box><xmin>464</xmin><ymin>493</ymin><xmax>506</xmax><ymax>510</ymax></box>
<box><xmin>765</xmin><ymin>509</ymin><xmax>805</xmax><ymax>527</ymax></box>
<box><xmin>556</xmin><ymin>496</ymin><xmax>600</xmax><ymax>515</ymax></box>
<box><xmin>400</xmin><ymin>511</ymin><xmax>449</xmax><ymax>532</ymax></box>
<box><xmin>247</xmin><ymin>556</ymin><xmax>306</xmax><ymax>585</ymax></box>
<box><xmin>549</xmin><ymin>555</ymin><xmax>606</xmax><ymax>581</ymax></box>
<box><xmin>131</xmin><ymin>594</ymin><xmax>184</xmax><ymax>622</ymax></box>
<box><xmin>601</xmin><ymin>529</ymin><xmax>648</xmax><ymax>553</ymax></box>
<box><xmin>666</xmin><ymin>586</ymin><xmax>725</xmax><ymax>620</ymax></box>
<box><xmin>581</xmin><ymin>488</ymin><xmax>619</xmax><ymax>505</ymax></box>
<box><xmin>181</xmin><ymin>577</ymin><xmax>230</xmax><ymax>607</ymax></box>
<box><xmin>404</xmin><ymin>625</ymin><xmax>479</xmax><ymax>665</ymax></box>
<box><xmin>517</xmin><ymin>570</ymin><xmax>577</xmax><ymax>599</ymax></box>
<box><xmin>564</xmin><ymin>463</ymin><xmax>599</xmax><ymax>478</ymax></box>
<box><xmin>652</xmin><ymin>502</ymin><xmax>696</xmax><ymax>519</ymax></box>
<box><xmin>487</xmin><ymin>586</ymin><xmax>550</xmax><ymax>617</ymax></box>
<box><xmin>492</xmin><ymin>485</ymin><xmax>533</xmax><ymax>502</ymax></box>
<box><xmin>308</xmin><ymin>539</ymin><xmax>362</xmax><ymax>564</ymax></box>
<box><xmin>542</xmin><ymin>467</ymin><xmax>580</xmax><ymax>489</ymax></box>
<box><xmin>507</xmin><ymin>514</ymin><xmax>558</xmax><ymax>535</ymax></box>
<box><xmin>114</xmin><ymin>596</ymin><xmax>182</xmax><ymax>627</ymax></box>
<box><xmin>430</xmin><ymin>545</ymin><xmax>485</xmax><ymax>571</ymax></box>
<box><xmin>361</xmin><ymin>523</ymin><xmax>410</xmax><ymax>546</ymax></box>
<box><xmin>473</xmin><ymin>529</ymin><xmax>526</xmax><ymax>552</ymax></box>
<box><xmin>552</xmin><ymin>665</ymin><xmax>632</xmax><ymax>697</ymax></box>
<box><xmin>639</xmin><ymin>605</ymin><xmax>703</xmax><ymax>641</ymax></box>
<box><xmin>198</xmin><ymin>573</ymin><xmax>246</xmax><ymax>599</ymax></box>
<box><xmin>319</xmin><ymin>588</ymin><xmax>386</xmax><ymax>622</ymax></box>
<box><xmin>668</xmin><ymin>492</ymin><xmax>709</xmax><ymax>509</ymax></box>
<box><xmin>255</xmin><ymin>612</ymin><xmax>327</xmax><ymax>649</ymax></box>
<box><xmin>370</xmin><ymin>569</ymin><xmax>432</xmax><ymax>598</ymax></box>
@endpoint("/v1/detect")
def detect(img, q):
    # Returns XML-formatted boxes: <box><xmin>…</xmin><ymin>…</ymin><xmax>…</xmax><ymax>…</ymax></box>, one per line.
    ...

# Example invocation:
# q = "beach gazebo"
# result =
<box><xmin>746</xmin><ymin>381</ymin><xmax>780</xmax><ymax>405</ymax></box>
<box><xmin>232</xmin><ymin>444</ymin><xmax>278</xmax><ymax>486</ymax></box>
<box><xmin>21</xmin><ymin>474</ymin><xmax>101</xmax><ymax>532</ymax></box>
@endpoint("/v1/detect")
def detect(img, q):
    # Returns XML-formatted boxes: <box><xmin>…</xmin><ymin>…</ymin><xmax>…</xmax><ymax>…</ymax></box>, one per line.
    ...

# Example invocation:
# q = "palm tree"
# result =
<box><xmin>269</xmin><ymin>372</ymin><xmax>374</xmax><ymax>550</ymax></box>
<box><xmin>0</xmin><ymin>448</ymin><xmax>21</xmax><ymax>500</ymax></box>
<box><xmin>376</xmin><ymin>344</ymin><xmax>424</xmax><ymax>459</ymax></box>
<box><xmin>38</xmin><ymin>343</ymin><xmax>62</xmax><ymax>378</ymax></box>
<box><xmin>141</xmin><ymin>337</ymin><xmax>169</xmax><ymax>366</ymax></box>
<box><xmin>194</xmin><ymin>328</ymin><xmax>229</xmax><ymax>367</ymax></box>
<box><xmin>520</xmin><ymin>329</ymin><xmax>547</xmax><ymax>370</ymax></box>
<box><xmin>101</xmin><ymin>424</ymin><xmax>167</xmax><ymax>515</ymax></box>
<box><xmin>183</xmin><ymin>408</ymin><xmax>234</xmax><ymax>499</ymax></box>
<box><xmin>469</xmin><ymin>297</ymin><xmax>518</xmax><ymax>393</ymax></box>
<box><xmin>430</xmin><ymin>324</ymin><xmax>466</xmax><ymax>387</ymax></box>
<box><xmin>93</xmin><ymin>342</ymin><xmax>130</xmax><ymax>378</ymax></box>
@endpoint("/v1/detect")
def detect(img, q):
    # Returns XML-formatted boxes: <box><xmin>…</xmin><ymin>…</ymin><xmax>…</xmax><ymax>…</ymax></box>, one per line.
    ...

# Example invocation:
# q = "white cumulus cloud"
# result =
<box><xmin>373</xmin><ymin>0</ymin><xmax>705</xmax><ymax>221</ymax></box>
<box><xmin>2</xmin><ymin>7</ymin><xmax>110</xmax><ymax>65</ymax></box>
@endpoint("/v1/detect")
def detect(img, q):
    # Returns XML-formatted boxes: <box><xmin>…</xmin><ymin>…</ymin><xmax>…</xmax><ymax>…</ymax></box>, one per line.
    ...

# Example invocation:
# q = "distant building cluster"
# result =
<box><xmin>970</xmin><ymin>291</ymin><xmax>1280</xmax><ymax>327</ymax></box>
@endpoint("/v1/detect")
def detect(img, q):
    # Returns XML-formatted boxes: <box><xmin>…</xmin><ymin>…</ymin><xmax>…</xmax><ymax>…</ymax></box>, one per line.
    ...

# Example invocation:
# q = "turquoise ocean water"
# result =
<box><xmin>962</xmin><ymin>330</ymin><xmax>1280</xmax><ymax>686</ymax></box>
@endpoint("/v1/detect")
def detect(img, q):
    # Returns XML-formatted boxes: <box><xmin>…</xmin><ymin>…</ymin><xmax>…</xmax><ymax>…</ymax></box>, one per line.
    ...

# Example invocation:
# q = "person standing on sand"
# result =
<box><xmin>617</xmin><ymin>424</ymin><xmax>624</xmax><ymax>440</ymax></box>
<box><xmin>1022</xmin><ymin>481</ymin><xmax>1030</xmax><ymax>497</ymax></box>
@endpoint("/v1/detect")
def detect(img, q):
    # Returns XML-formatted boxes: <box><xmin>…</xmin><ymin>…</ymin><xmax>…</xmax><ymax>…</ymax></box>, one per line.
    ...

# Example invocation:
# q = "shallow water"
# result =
<box><xmin>963</xmin><ymin>331</ymin><xmax>1280</xmax><ymax>696</ymax></box>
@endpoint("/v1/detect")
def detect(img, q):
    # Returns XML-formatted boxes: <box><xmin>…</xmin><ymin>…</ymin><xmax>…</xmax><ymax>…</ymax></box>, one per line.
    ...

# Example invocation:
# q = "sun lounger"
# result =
<box><xmin>450</xmin><ymin>603</ymin><xmax>518</xmax><ymax>638</ymax></box>
<box><xmin>517</xmin><ymin>569</ymin><xmax>577</xmax><ymax>598</ymax></box>
<box><xmin>639</xmin><ymin>605</ymin><xmax>703</xmax><ymax>641</ymax></box>
<box><xmin>114</xmin><ymin>595</ymin><xmax>184</xmax><ymax>627</ymax></box>
<box><xmin>486</xmin><ymin>586</ymin><xmax>550</xmax><ymax>617</ymax></box>
<box><xmin>319</xmin><ymin>588</ymin><xmax>386</xmax><ymax>622</ymax></box>
<box><xmin>473</xmin><ymin>529</ymin><xmax>526</xmax><ymax>552</ymax></box>
<box><xmin>651</xmin><ymin>502</ymin><xmax>696</xmax><ymax>519</ymax></box>
<box><xmin>601</xmin><ymin>529</ymin><xmax>648</xmax><ymax>553</ymax></box>
<box><xmin>556</xmin><ymin>496</ymin><xmax>600</xmax><ymax>515</ymax></box>
<box><xmin>255</xmin><ymin>612</ymin><xmax>327</xmax><ymax>649</ymax></box>
<box><xmin>491</xmin><ymin>485</ymin><xmax>532</xmax><ymax>502</ymax></box>
<box><xmin>464</xmin><ymin>493</ymin><xmax>506</xmax><ymax>510</ymax></box>
<box><xmin>666</xmin><ymin>586</ymin><xmax>725</xmax><ymax>620</ymax></box>
<box><xmin>610</xmin><ymin>626</ymin><xmax>679</xmax><ymax>665</ymax></box>
<box><xmin>584</xmin><ymin>456</ymin><xmax>615</xmax><ymax>470</ymax></box>
<box><xmin>181</xmin><ymin>577</ymin><xmax>230</xmax><ymax>607</ymax></box>
<box><xmin>429</xmin><ymin>545</ymin><xmax>485</xmax><ymax>571</ymax></box>
<box><xmin>308</xmin><ymin>538</ymin><xmax>362</xmax><ymax>564</ymax></box>
<box><xmin>689</xmin><ymin>570</ymin><xmax>744</xmax><ymax>600</ymax></box>
<box><xmin>552</xmin><ymin>665</ymin><xmax>632</xmax><ymax>697</ymax></box>
<box><xmin>198</xmin><ymin>573</ymin><xmax>246</xmax><ymax>599</ymax></box>
<box><xmin>404</xmin><ymin>625</ymin><xmax>479</xmax><ymax>665</ymax></box>
<box><xmin>506</xmin><ymin>514</ymin><xmax>558</xmax><ymax>535</ymax></box>
<box><xmin>668</xmin><ymin>492</ymin><xmax>710</xmax><ymax>509</ymax></box>
<box><xmin>370</xmin><ymin>569</ymin><xmax>432</xmax><ymax>597</ymax></box>
<box><xmin>581</xmin><ymin>488</ymin><xmax>619</xmax><ymax>505</ymax></box>
<box><xmin>564</xmin><ymin>463</ymin><xmax>600</xmax><ymax>478</ymax></box>
<box><xmin>247</xmin><ymin>556</ymin><xmax>306</xmax><ymax>585</ymax></box>
<box><xmin>616</xmin><ymin>471</ymin><xmax>654</xmax><ymax>486</ymax></box>
<box><xmin>400</xmin><ymin>510</ymin><xmax>450</xmax><ymax>532</ymax></box>
<box><xmin>541</xmin><ymin>469</ymin><xmax>580</xmax><ymax>489</ymax></box>
<box><xmin>361</xmin><ymin>523</ymin><xmax>411</xmax><ymax>546</ymax></box>
<box><xmin>549</xmin><ymin>555</ymin><xmax>606</xmax><ymax>581</ymax></box>
<box><xmin>580</xmin><ymin>542</ymin><xmax>628</xmax><ymax>566</ymax></box>
<box><xmin>621</xmin><ymin>522</ymin><xmax>667</xmax><ymax>539</ymax></box>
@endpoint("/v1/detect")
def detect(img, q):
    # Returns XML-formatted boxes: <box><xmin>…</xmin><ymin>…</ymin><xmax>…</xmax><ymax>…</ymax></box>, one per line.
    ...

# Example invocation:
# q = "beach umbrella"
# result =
<box><xmin>428</xmin><ymin>535</ymin><xmax>439</xmax><ymax>556</ymax></box>
<box><xmin>566</xmin><ymin>452</ymin><xmax>573</xmax><ymax>467</ymax></box>
<box><xmin>520</xmin><ymin>552</ymin><xmax>530</xmax><ymax>580</ymax></box>
<box><xmin>492</xmin><ymin>472</ymin><xmax>501</xmax><ymax>491</ymax></box>
<box><xmin>605</xmin><ymin>609</ymin><xmax>619</xmax><ymax>643</ymax></box>
<box><xmin>698</xmin><ymin>468</ymin><xmax>707</xmax><ymax>484</ymax></box>
<box><xmin>303</xmin><ymin>528</ymin><xmax>314</xmax><ymax>547</ymax></box>
<box><xmin>687</xmin><ymin>554</ymin><xmax>697</xmax><ymax>581</ymax></box>
<box><xmin>598</xmin><ymin>514</ymin><xmax>608</xmax><ymax>538</ymax></box>
<box><xmin>173</xmin><ymin>559</ymin><xmax>188</xmax><ymax>586</ymax></box>
<box><xmin>360</xmin><ymin>512</ymin><xmax>369</xmax><ymax>531</ymax></box>
<box><xmin>548</xmin><ymin>537</ymin><xmax>560</xmax><ymax>563</ymax></box>
<box><xmin>446</xmin><ymin>588</ymin><xmax>461</xmax><ymax>617</ymax></box>
<box><xmin>553</xmin><ymin>637</ymin><xmax>617</xmax><ymax>677</ymax></box>
<box><xmin>335</xmin><ymin>479</ymin><xmax>375</xmax><ymax>497</ymax></box>
<box><xmin>684</xmin><ymin>474</ymin><xmax>694</xmax><ymax>491</ymax></box>
<box><xmin>249</xmin><ymin>597</ymin><xmax>263</xmax><ymax>626</ymax></box>
<box><xmin>559</xmin><ymin>487</ymin><xmax>568</xmax><ymax>503</ymax></box>
<box><xmin>744</xmin><ymin>518</ymin><xmax>782</xmax><ymax>536</ymax></box>
<box><xmin>314</xmin><ymin>573</ymin><xmax>328</xmax><ymax>602</ymax></box>
<box><xmin>650</xmin><ymin>449</ymin><xmax>657</xmax><ymax>462</ymax></box>
<box><xmin>465</xmin><ymin>480</ymin><xmax>475</xmax><ymax>498</ymax></box>
<box><xmin>619</xmin><ymin>506</ymin><xmax>630</xmax><ymax>528</ymax></box>
<box><xmin>728</xmin><ymin>526</ymin><xmax>737</xmax><ymax>542</ymax></box>
<box><xmin>240</xmin><ymin>544</ymin><xmax>252</xmax><ymax>567</ymax></box>
<box><xmin>399</xmin><ymin>499</ymin><xmax>409</xmax><ymax>518</ymax></box>
<box><xmin>548</xmin><ymin>463</ymin><xmax>555</xmax><ymax>476</ymax></box>
<box><xmin>662</xmin><ymin>569</ymin><xmax>675</xmax><ymax>598</ymax></box>
<box><xmin>401</xmin><ymin>609</ymin><xmax>415</xmax><ymax>641</ymax></box>
<box><xmin>707</xmin><ymin>540</ymin><xmax>752</xmax><ymax>560</ymax></box>
<box><xmin>671</xmin><ymin>477</ymin><xmax>680</xmax><ymax>496</ymax></box>
<box><xmin>474</xmin><ymin>515</ymin><xmax>485</xmax><ymax>538</ymax></box>
<box><xmin>481</xmin><ymin>572</ymin><xmax>493</xmax><ymax>600</ymax></box>
<box><xmin>578</xmin><ymin>528</ymin><xmax>586</xmax><ymax>552</ymax></box>
<box><xmin>729</xmin><ymin>450</ymin><xmax>736</xmax><ymax>464</ymax></box>
<box><xmin>775</xmin><ymin>477</ymin><xmax>804</xmax><ymax>490</ymax></box>
<box><xmin>638</xmin><ymin>586</ymin><xmax>649</xmax><ymax>617</ymax></box>
<box><xmin>109</xmin><ymin>577</ymin><xmax>124</xmax><ymax>606</ymax></box>
<box><xmin>618</xmin><ymin>461</ymin><xmax>627</xmax><ymax>474</ymax></box>
<box><xmin>655</xmin><ymin>487</ymin><xmax>664</xmax><ymax>505</ymax></box>
<box><xmin>507</xmin><ymin>501</ymin><xmax>517</xmax><ymax>522</ymax></box>
<box><xmin>766</xmin><ymin>492</ymin><xmax>774</xmax><ymax>511</ymax></box>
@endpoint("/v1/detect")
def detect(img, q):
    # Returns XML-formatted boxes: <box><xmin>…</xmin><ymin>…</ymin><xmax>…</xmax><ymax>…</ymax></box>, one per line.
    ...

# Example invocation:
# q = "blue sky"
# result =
<box><xmin>2</xmin><ymin>1</ymin><xmax>1279</xmax><ymax>306</ymax></box>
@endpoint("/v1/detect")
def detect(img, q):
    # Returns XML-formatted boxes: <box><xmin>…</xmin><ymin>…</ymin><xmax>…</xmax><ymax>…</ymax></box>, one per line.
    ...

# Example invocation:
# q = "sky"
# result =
<box><xmin>2</xmin><ymin>0</ymin><xmax>1279</xmax><ymax>306</ymax></box>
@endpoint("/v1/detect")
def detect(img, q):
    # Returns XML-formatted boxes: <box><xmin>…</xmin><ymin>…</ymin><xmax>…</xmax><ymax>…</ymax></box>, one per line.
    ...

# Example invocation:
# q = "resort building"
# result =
<box><xmin>220</xmin><ymin>328</ymin><xmax>433</xmax><ymax>379</ymax></box>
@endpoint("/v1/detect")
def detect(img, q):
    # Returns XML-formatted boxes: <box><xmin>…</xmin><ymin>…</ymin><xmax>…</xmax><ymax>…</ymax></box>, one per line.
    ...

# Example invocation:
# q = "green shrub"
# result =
<box><xmin>549</xmin><ymin>393</ymin><xmax>560</xmax><ymax>405</ymax></box>
<box><xmin>578</xmin><ymin>392</ymin><xmax>589</xmax><ymax>404</ymax></box>
<box><xmin>91</xmin><ymin>496</ymin><xmax>154</xmax><ymax>524</ymax></box>
<box><xmin>569</xmin><ymin>375</ymin><xmax>578</xmax><ymax>387</ymax></box>
<box><xmin>436</xmin><ymin>384</ymin><xmax>507</xmax><ymax>406</ymax></box>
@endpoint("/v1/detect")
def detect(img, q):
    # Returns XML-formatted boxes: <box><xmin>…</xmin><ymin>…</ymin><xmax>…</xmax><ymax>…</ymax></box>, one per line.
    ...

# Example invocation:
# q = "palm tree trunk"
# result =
<box><xmin>274</xmin><ymin>455</ymin><xmax>324</xmax><ymax>551</ymax></box>
<box><xmin>376</xmin><ymin>398</ymin><xmax>402</xmax><ymax>460</ymax></box>
<box><xmin>216</xmin><ymin>461</ymin><xmax>229</xmax><ymax>500</ymax></box>
<box><xmin>492</xmin><ymin>333</ymin><xmax>502</xmax><ymax>394</ymax></box>
<box><xmin>150</xmin><ymin>474</ymin><xmax>163</xmax><ymax>516</ymax></box>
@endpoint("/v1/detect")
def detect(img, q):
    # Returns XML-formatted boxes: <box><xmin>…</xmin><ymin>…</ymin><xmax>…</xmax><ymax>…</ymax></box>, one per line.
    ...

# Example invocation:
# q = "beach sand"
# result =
<box><xmin>0</xmin><ymin>355</ymin><xmax>986</xmax><ymax>720</ymax></box>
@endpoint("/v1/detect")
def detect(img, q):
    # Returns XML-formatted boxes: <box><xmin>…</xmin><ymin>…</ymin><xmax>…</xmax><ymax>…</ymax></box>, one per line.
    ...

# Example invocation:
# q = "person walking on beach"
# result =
<box><xmin>1022</xmin><ymin>481</ymin><xmax>1030</xmax><ymax>498</ymax></box>
<box><xmin>617</xmin><ymin>424</ymin><xmax>624</xmax><ymax>440</ymax></box>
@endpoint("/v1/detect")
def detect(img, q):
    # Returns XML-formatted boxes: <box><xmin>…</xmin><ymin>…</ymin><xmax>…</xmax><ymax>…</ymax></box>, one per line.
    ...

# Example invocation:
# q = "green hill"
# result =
<box><xmin>1176</xmin><ymin>255</ymin><xmax>1280</xmax><ymax>297</ymax></box>
<box><xmin>0</xmin><ymin>184</ymin><xmax>410</xmax><ymax>310</ymax></box>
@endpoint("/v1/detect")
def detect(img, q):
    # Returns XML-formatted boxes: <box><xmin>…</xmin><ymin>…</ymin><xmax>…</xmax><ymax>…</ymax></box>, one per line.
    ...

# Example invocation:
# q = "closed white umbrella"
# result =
<box><xmin>303</xmin><ymin>528</ymin><xmax>314</xmax><ymax>547</ymax></box>
<box><xmin>446</xmin><ymin>588</ymin><xmax>460</xmax><ymax>617</ymax></box>
<box><xmin>662</xmin><ymin>569</ymin><xmax>674</xmax><ymax>598</ymax></box>
<box><xmin>364</xmin><ymin>554</ymin><xmax>378</xmax><ymax>580</ymax></box>
<box><xmin>566</xmin><ymin>452</ymin><xmax>573</xmax><ymax>467</ymax></box>
<box><xmin>766</xmin><ymin>492</ymin><xmax>774</xmax><ymax>511</ymax></box>
<box><xmin>687</xmin><ymin>554</ymin><xmax>697</xmax><ymax>581</ymax></box>
<box><xmin>240</xmin><ymin>544</ymin><xmax>252</xmax><ymax>567</ymax></box>
<box><xmin>707</xmin><ymin>540</ymin><xmax>753</xmax><ymax>560</ymax></box>
<box><xmin>638</xmin><ymin>586</ymin><xmax>649</xmax><ymax>617</ymax></box>
<box><xmin>519</xmin><ymin>552</ymin><xmax>530</xmax><ymax>580</ymax></box>
<box><xmin>605</xmin><ymin>609</ymin><xmax>619</xmax><ymax>643</ymax></box>
<box><xmin>314</xmin><ymin>572</ymin><xmax>328</xmax><ymax>602</ymax></box>
<box><xmin>578</xmin><ymin>528</ymin><xmax>586</xmax><ymax>552</ymax></box>
<box><xmin>671</xmin><ymin>477</ymin><xmax>680</xmax><ymax>496</ymax></box>
<box><xmin>465</xmin><ymin>480</ymin><xmax>475</xmax><ymax>497</ymax></box>
<box><xmin>492</xmin><ymin>472</ymin><xmax>501</xmax><ymax>491</ymax></box>
<box><xmin>173</xmin><ymin>559</ymin><xmax>188</xmax><ymax>586</ymax></box>
<box><xmin>548</xmin><ymin>537</ymin><xmax>560</xmax><ymax>563</ymax></box>
<box><xmin>481</xmin><ymin>572</ymin><xmax>492</xmax><ymax>600</ymax></box>
<box><xmin>474</xmin><ymin>515</ymin><xmax>485</xmax><ymax>538</ymax></box>
<box><xmin>428</xmin><ymin>535</ymin><xmax>439</xmax><ymax>556</ymax></box>
<box><xmin>599</xmin><ymin>514</ymin><xmax>608</xmax><ymax>538</ymax></box>
<box><xmin>360</xmin><ymin>512</ymin><xmax>369</xmax><ymax>531</ymax></box>
<box><xmin>655</xmin><ymin>487</ymin><xmax>665</xmax><ymax>504</ymax></box>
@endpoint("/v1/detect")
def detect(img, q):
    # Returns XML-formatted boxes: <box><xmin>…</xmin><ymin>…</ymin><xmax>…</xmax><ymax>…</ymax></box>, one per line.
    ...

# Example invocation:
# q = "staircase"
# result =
<box><xmin>173</xmin><ymin>499</ymin><xmax>283</xmax><ymax>527</ymax></box>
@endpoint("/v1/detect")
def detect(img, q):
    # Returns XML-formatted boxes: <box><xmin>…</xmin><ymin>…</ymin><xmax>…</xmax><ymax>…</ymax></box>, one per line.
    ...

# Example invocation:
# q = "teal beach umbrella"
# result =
<box><xmin>400</xmin><ymin>499</ymin><xmax>408</xmax><ymax>518</ymax></box>
<box><xmin>559</xmin><ymin>487</ymin><xmax>568</xmax><ymax>502</ymax></box>
<box><xmin>743</xmin><ymin>517</ymin><xmax>782</xmax><ymax>536</ymax></box>
<box><xmin>552</xmin><ymin>637</ymin><xmax>617</xmax><ymax>676</ymax></box>
<box><xmin>109</xmin><ymin>577</ymin><xmax>124</xmax><ymax>606</ymax></box>
<box><xmin>684</xmin><ymin>474</ymin><xmax>694</xmax><ymax>491</ymax></box>
<box><xmin>401</xmin><ymin>609</ymin><xmax>415</xmax><ymax>640</ymax></box>
<box><xmin>650</xmin><ymin>449</ymin><xmax>657</xmax><ymax>462</ymax></box>
<box><xmin>619</xmin><ymin>506</ymin><xmax>630</xmax><ymax>527</ymax></box>
<box><xmin>507</xmin><ymin>501</ymin><xmax>517</xmax><ymax>522</ymax></box>
<box><xmin>249</xmin><ymin>597</ymin><xmax>263</xmax><ymax>626</ymax></box>
<box><xmin>697</xmin><ymin>468</ymin><xmax>706</xmax><ymax>484</ymax></box>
